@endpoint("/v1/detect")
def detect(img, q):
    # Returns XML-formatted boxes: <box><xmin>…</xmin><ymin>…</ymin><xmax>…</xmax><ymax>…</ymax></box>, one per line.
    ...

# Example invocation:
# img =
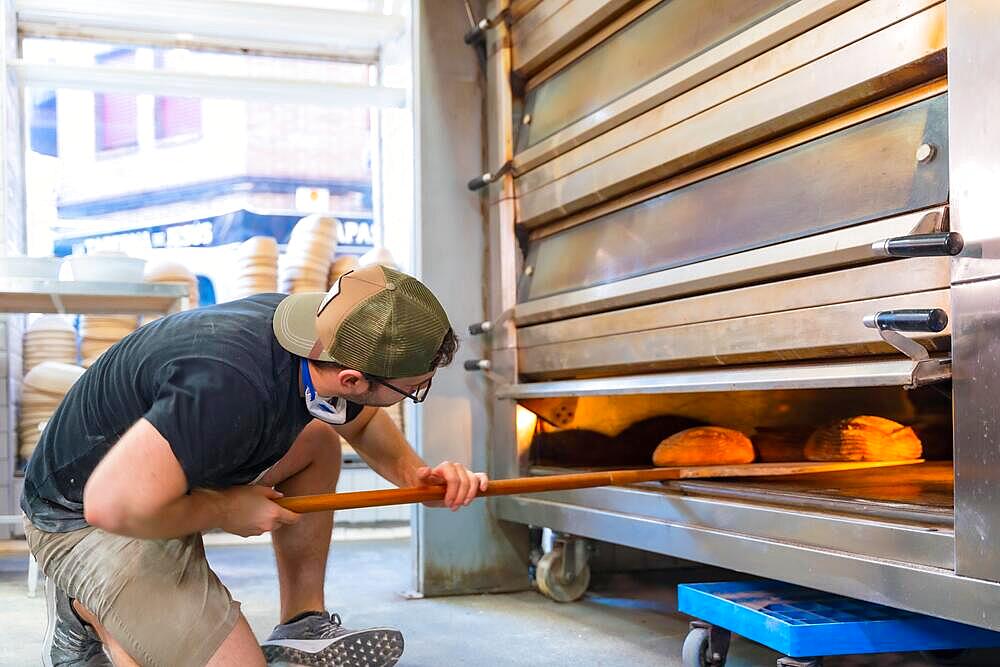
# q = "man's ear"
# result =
<box><xmin>336</xmin><ymin>369</ymin><xmax>367</xmax><ymax>391</ymax></box>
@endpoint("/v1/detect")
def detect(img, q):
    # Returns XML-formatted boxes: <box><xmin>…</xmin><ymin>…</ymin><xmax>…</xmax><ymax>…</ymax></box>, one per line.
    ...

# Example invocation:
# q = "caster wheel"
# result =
<box><xmin>682</xmin><ymin>626</ymin><xmax>729</xmax><ymax>666</ymax></box>
<box><xmin>682</xmin><ymin>627</ymin><xmax>711</xmax><ymax>667</ymax></box>
<box><xmin>535</xmin><ymin>548</ymin><xmax>591</xmax><ymax>602</ymax></box>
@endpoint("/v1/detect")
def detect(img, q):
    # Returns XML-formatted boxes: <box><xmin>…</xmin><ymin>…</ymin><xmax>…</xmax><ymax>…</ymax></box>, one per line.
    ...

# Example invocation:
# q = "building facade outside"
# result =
<box><xmin>25</xmin><ymin>39</ymin><xmax>377</xmax><ymax>301</ymax></box>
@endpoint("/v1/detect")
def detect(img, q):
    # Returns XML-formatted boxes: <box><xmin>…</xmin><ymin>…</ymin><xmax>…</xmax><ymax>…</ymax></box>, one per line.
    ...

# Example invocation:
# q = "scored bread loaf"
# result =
<box><xmin>653</xmin><ymin>426</ymin><xmax>755</xmax><ymax>467</ymax></box>
<box><xmin>805</xmin><ymin>415</ymin><xmax>923</xmax><ymax>462</ymax></box>
<box><xmin>752</xmin><ymin>427</ymin><xmax>811</xmax><ymax>463</ymax></box>
<box><xmin>532</xmin><ymin>429</ymin><xmax>617</xmax><ymax>467</ymax></box>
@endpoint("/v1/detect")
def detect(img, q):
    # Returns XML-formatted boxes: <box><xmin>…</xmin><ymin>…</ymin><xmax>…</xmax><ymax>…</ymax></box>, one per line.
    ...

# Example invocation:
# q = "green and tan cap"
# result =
<box><xmin>273</xmin><ymin>264</ymin><xmax>452</xmax><ymax>378</ymax></box>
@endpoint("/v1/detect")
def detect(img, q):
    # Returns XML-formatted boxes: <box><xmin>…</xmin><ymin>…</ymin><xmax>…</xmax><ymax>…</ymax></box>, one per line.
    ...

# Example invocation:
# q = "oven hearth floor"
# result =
<box><xmin>533</xmin><ymin>462</ymin><xmax>954</xmax><ymax>525</ymax></box>
<box><xmin>670</xmin><ymin>460</ymin><xmax>952</xmax><ymax>508</ymax></box>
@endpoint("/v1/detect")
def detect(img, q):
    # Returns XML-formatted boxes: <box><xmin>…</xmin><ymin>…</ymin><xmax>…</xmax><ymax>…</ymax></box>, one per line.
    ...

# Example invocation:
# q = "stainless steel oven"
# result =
<box><xmin>467</xmin><ymin>0</ymin><xmax>1000</xmax><ymax>628</ymax></box>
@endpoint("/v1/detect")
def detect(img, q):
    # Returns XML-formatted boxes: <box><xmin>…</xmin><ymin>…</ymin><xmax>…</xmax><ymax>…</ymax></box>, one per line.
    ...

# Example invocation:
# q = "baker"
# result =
<box><xmin>21</xmin><ymin>264</ymin><xmax>485</xmax><ymax>667</ymax></box>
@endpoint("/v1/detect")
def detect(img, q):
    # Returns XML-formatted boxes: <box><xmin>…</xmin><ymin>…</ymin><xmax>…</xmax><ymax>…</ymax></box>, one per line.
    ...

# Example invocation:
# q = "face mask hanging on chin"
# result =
<box><xmin>301</xmin><ymin>358</ymin><xmax>349</xmax><ymax>425</ymax></box>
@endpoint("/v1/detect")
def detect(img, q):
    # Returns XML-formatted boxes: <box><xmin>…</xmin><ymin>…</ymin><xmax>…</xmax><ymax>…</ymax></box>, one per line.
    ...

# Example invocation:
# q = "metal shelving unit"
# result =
<box><xmin>1</xmin><ymin>279</ymin><xmax>189</xmax><ymax>536</ymax></box>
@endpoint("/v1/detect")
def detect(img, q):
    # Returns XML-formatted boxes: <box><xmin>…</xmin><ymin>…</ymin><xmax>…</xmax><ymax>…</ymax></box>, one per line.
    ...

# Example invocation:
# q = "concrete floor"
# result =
<box><xmin>0</xmin><ymin>537</ymin><xmax>994</xmax><ymax>666</ymax></box>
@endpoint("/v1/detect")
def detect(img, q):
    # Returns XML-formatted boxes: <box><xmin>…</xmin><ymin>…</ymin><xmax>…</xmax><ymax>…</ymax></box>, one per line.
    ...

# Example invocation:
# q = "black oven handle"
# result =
<box><xmin>464</xmin><ymin>359</ymin><xmax>492</xmax><ymax>372</ymax></box>
<box><xmin>468</xmin><ymin>321</ymin><xmax>493</xmax><ymax>335</ymax></box>
<box><xmin>872</xmin><ymin>232</ymin><xmax>964</xmax><ymax>257</ymax></box>
<box><xmin>468</xmin><ymin>161</ymin><xmax>513</xmax><ymax>191</ymax></box>
<box><xmin>464</xmin><ymin>17</ymin><xmax>490</xmax><ymax>45</ymax></box>
<box><xmin>863</xmin><ymin>308</ymin><xmax>949</xmax><ymax>333</ymax></box>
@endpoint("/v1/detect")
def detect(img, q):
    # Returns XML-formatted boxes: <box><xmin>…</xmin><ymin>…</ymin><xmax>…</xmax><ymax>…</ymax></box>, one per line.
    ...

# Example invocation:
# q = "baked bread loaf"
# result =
<box><xmin>653</xmin><ymin>427</ymin><xmax>755</xmax><ymax>466</ymax></box>
<box><xmin>532</xmin><ymin>429</ymin><xmax>617</xmax><ymax>467</ymax></box>
<box><xmin>805</xmin><ymin>415</ymin><xmax>922</xmax><ymax>462</ymax></box>
<box><xmin>752</xmin><ymin>427</ymin><xmax>810</xmax><ymax>463</ymax></box>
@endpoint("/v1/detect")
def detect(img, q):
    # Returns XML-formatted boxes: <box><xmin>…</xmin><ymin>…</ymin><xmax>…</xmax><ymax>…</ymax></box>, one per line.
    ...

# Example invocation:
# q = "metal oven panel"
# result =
<box><xmin>516</xmin><ymin>0</ymin><xmax>941</xmax><ymax>189</ymax></box>
<box><xmin>521</xmin><ymin>258</ymin><xmax>950</xmax><ymax>347</ymax></box>
<box><xmin>952</xmin><ymin>278</ymin><xmax>1000</xmax><ymax>582</ymax></box>
<box><xmin>515</xmin><ymin>0</ymin><xmax>869</xmax><ymax>173</ymax></box>
<box><xmin>518</xmin><ymin>256</ymin><xmax>950</xmax><ymax>377</ymax></box>
<box><xmin>516</xmin><ymin>207</ymin><xmax>947</xmax><ymax>325</ymax></box>
<box><xmin>515</xmin><ymin>2</ymin><xmax>947</xmax><ymax>226</ymax></box>
<box><xmin>498</xmin><ymin>483</ymin><xmax>954</xmax><ymax>566</ymax></box>
<box><xmin>520</xmin><ymin>93</ymin><xmax>949</xmax><ymax>303</ymax></box>
<box><xmin>492</xmin><ymin>493</ymin><xmax>1000</xmax><ymax>631</ymax></box>
<box><xmin>517</xmin><ymin>0</ymin><xmax>795</xmax><ymax>152</ymax></box>
<box><xmin>948</xmin><ymin>1</ymin><xmax>1000</xmax><ymax>584</ymax></box>
<box><xmin>500</xmin><ymin>358</ymin><xmax>950</xmax><ymax>398</ymax></box>
<box><xmin>511</xmin><ymin>0</ymin><xmax>633</xmax><ymax>76</ymax></box>
<box><xmin>949</xmin><ymin>1</ymin><xmax>1000</xmax><ymax>285</ymax></box>
<box><xmin>519</xmin><ymin>290</ymin><xmax>950</xmax><ymax>378</ymax></box>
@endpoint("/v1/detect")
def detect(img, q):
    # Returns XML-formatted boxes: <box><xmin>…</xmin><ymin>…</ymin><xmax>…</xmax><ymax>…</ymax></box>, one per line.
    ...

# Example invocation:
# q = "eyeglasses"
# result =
<box><xmin>365</xmin><ymin>375</ymin><xmax>433</xmax><ymax>403</ymax></box>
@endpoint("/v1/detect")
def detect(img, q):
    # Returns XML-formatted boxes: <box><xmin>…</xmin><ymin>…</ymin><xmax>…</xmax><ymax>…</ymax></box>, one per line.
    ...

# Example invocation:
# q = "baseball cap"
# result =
<box><xmin>272</xmin><ymin>264</ymin><xmax>452</xmax><ymax>378</ymax></box>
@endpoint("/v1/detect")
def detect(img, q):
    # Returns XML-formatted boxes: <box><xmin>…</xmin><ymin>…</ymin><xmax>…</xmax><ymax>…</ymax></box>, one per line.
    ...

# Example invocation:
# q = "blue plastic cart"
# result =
<box><xmin>677</xmin><ymin>581</ymin><xmax>1000</xmax><ymax>666</ymax></box>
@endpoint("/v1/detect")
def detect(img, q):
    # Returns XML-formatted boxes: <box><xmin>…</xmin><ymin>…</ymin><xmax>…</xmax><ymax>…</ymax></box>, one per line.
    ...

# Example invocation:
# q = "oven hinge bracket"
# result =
<box><xmin>874</xmin><ymin>328</ymin><xmax>931</xmax><ymax>363</ymax></box>
<box><xmin>864</xmin><ymin>308</ymin><xmax>951</xmax><ymax>387</ymax></box>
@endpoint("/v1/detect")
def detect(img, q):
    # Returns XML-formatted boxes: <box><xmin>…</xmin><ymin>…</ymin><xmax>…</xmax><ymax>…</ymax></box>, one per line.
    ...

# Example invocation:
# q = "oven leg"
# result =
<box><xmin>533</xmin><ymin>532</ymin><xmax>592</xmax><ymax>602</ymax></box>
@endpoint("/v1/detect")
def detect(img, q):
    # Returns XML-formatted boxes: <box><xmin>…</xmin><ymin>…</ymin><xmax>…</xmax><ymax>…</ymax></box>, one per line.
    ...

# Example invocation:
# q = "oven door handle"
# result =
<box><xmin>468</xmin><ymin>161</ymin><xmax>513</xmax><ymax>191</ymax></box>
<box><xmin>864</xmin><ymin>308</ymin><xmax>948</xmax><ymax>367</ymax></box>
<box><xmin>467</xmin><ymin>307</ymin><xmax>514</xmax><ymax>336</ymax></box>
<box><xmin>863</xmin><ymin>308</ymin><xmax>949</xmax><ymax>333</ymax></box>
<box><xmin>872</xmin><ymin>231</ymin><xmax>964</xmax><ymax>257</ymax></box>
<box><xmin>464</xmin><ymin>358</ymin><xmax>509</xmax><ymax>386</ymax></box>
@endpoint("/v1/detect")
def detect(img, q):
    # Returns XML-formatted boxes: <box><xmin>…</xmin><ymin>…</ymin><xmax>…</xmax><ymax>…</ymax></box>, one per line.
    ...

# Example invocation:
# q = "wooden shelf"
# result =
<box><xmin>0</xmin><ymin>278</ymin><xmax>188</xmax><ymax>315</ymax></box>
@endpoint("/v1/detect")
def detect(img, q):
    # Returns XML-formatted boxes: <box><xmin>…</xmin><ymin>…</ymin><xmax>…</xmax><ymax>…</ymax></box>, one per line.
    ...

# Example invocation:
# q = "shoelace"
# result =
<box><xmin>311</xmin><ymin>613</ymin><xmax>345</xmax><ymax>640</ymax></box>
<box><xmin>53</xmin><ymin>618</ymin><xmax>101</xmax><ymax>655</ymax></box>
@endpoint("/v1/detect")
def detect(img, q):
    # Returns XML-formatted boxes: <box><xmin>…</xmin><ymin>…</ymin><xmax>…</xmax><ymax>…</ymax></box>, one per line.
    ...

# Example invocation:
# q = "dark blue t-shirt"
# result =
<box><xmin>20</xmin><ymin>294</ymin><xmax>361</xmax><ymax>532</ymax></box>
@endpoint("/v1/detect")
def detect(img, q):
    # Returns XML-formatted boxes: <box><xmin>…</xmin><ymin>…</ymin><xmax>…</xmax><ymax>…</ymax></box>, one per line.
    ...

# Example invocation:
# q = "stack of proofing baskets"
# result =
<box><xmin>233</xmin><ymin>236</ymin><xmax>279</xmax><ymax>298</ymax></box>
<box><xmin>279</xmin><ymin>215</ymin><xmax>338</xmax><ymax>294</ymax></box>
<box><xmin>19</xmin><ymin>362</ymin><xmax>85</xmax><ymax>461</ymax></box>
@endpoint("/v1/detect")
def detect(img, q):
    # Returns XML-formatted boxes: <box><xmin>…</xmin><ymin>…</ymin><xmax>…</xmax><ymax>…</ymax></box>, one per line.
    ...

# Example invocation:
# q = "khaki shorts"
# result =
<box><xmin>24</xmin><ymin>517</ymin><xmax>240</xmax><ymax>667</ymax></box>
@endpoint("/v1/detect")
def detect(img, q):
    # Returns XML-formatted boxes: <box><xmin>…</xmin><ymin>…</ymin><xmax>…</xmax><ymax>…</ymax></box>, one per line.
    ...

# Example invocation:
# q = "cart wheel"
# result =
<box><xmin>682</xmin><ymin>626</ymin><xmax>731</xmax><ymax>666</ymax></box>
<box><xmin>535</xmin><ymin>548</ymin><xmax>590</xmax><ymax>602</ymax></box>
<box><xmin>682</xmin><ymin>627</ymin><xmax>712</xmax><ymax>667</ymax></box>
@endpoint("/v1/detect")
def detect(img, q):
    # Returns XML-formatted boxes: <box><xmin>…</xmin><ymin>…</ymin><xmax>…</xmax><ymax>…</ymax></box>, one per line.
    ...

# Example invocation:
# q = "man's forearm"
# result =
<box><xmin>94</xmin><ymin>488</ymin><xmax>226</xmax><ymax>540</ymax></box>
<box><xmin>347</xmin><ymin>409</ymin><xmax>426</xmax><ymax>487</ymax></box>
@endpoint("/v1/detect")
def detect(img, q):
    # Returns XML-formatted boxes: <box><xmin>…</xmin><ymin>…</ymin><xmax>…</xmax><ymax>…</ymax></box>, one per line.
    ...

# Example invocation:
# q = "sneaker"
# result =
<box><xmin>261</xmin><ymin>611</ymin><xmax>404</xmax><ymax>667</ymax></box>
<box><xmin>42</xmin><ymin>578</ymin><xmax>111</xmax><ymax>667</ymax></box>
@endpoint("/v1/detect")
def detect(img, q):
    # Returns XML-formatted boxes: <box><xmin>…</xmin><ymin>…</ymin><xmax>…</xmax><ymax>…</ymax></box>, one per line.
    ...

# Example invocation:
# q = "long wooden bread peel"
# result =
<box><xmin>276</xmin><ymin>460</ymin><xmax>923</xmax><ymax>513</ymax></box>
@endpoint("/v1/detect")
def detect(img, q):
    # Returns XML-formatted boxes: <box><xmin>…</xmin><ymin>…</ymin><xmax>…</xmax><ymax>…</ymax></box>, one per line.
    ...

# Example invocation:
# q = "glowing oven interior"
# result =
<box><xmin>516</xmin><ymin>383</ymin><xmax>953</xmax><ymax>523</ymax></box>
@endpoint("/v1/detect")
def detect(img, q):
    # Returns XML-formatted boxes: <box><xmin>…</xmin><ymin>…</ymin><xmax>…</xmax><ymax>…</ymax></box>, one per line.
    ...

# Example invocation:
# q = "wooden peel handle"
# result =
<box><xmin>274</xmin><ymin>460</ymin><xmax>923</xmax><ymax>513</ymax></box>
<box><xmin>275</xmin><ymin>467</ymin><xmax>683</xmax><ymax>514</ymax></box>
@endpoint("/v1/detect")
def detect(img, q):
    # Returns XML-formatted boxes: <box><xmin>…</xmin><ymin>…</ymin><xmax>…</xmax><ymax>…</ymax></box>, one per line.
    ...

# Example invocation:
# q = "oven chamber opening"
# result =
<box><xmin>517</xmin><ymin>383</ymin><xmax>953</xmax><ymax>520</ymax></box>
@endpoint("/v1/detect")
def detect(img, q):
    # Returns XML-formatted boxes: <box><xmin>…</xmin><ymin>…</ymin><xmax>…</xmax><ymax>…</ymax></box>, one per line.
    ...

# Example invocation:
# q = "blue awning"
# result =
<box><xmin>54</xmin><ymin>208</ymin><xmax>375</xmax><ymax>257</ymax></box>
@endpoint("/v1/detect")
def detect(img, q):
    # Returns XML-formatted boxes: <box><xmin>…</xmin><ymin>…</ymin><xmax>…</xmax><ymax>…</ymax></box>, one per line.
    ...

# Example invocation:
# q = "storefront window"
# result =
<box><xmin>23</xmin><ymin>39</ymin><xmax>380</xmax><ymax>303</ymax></box>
